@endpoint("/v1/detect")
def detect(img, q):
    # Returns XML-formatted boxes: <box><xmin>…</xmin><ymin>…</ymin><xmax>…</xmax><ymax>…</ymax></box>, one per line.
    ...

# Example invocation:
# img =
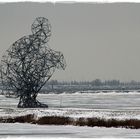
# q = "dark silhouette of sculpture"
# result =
<box><xmin>0</xmin><ymin>17</ymin><xmax>66</xmax><ymax>108</ymax></box>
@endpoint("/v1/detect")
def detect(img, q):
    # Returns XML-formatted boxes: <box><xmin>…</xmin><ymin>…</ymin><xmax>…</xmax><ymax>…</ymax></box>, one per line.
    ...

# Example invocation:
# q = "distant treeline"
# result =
<box><xmin>1</xmin><ymin>79</ymin><xmax>140</xmax><ymax>94</ymax></box>
<box><xmin>47</xmin><ymin>79</ymin><xmax>140</xmax><ymax>86</ymax></box>
<box><xmin>42</xmin><ymin>79</ymin><xmax>140</xmax><ymax>93</ymax></box>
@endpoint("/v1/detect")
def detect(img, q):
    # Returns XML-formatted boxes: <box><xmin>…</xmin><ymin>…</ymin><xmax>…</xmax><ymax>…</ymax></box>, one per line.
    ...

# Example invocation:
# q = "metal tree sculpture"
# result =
<box><xmin>0</xmin><ymin>17</ymin><xmax>66</xmax><ymax>108</ymax></box>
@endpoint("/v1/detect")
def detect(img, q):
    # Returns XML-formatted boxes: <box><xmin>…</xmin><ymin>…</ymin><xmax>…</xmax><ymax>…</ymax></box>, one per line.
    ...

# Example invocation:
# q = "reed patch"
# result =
<box><xmin>0</xmin><ymin>114</ymin><xmax>140</xmax><ymax>129</ymax></box>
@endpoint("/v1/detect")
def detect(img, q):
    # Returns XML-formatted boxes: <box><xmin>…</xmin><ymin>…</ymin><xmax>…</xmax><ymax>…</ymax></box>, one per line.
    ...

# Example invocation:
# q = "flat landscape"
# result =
<box><xmin>1</xmin><ymin>123</ymin><xmax>140</xmax><ymax>138</ymax></box>
<box><xmin>0</xmin><ymin>91</ymin><xmax>140</xmax><ymax>137</ymax></box>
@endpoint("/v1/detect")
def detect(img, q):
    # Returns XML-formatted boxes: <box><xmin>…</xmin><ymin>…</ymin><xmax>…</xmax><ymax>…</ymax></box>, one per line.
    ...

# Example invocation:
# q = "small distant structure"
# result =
<box><xmin>0</xmin><ymin>17</ymin><xmax>66</xmax><ymax>108</ymax></box>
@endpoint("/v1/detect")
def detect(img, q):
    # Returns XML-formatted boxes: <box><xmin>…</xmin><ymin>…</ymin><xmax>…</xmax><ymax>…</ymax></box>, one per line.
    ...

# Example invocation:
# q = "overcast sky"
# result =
<box><xmin>0</xmin><ymin>3</ymin><xmax>140</xmax><ymax>82</ymax></box>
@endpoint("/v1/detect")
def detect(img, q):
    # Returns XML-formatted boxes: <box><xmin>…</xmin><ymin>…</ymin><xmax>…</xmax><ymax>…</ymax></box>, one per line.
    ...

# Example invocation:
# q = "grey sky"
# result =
<box><xmin>0</xmin><ymin>3</ymin><xmax>140</xmax><ymax>82</ymax></box>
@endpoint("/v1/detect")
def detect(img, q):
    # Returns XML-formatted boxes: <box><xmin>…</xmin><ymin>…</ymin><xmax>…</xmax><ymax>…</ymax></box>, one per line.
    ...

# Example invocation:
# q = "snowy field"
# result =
<box><xmin>39</xmin><ymin>91</ymin><xmax>140</xmax><ymax>110</ymax></box>
<box><xmin>1</xmin><ymin>91</ymin><xmax>140</xmax><ymax>110</ymax></box>
<box><xmin>0</xmin><ymin>123</ymin><xmax>140</xmax><ymax>138</ymax></box>
<box><xmin>0</xmin><ymin>91</ymin><xmax>140</xmax><ymax>120</ymax></box>
<box><xmin>0</xmin><ymin>91</ymin><xmax>140</xmax><ymax>137</ymax></box>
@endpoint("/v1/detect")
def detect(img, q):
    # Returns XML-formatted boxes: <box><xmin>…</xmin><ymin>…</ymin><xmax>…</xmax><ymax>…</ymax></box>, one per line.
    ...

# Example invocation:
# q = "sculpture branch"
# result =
<box><xmin>0</xmin><ymin>17</ymin><xmax>66</xmax><ymax>108</ymax></box>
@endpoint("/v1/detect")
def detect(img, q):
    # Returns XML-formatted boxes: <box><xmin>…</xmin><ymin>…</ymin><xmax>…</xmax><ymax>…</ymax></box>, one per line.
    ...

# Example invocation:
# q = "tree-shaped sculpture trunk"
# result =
<box><xmin>18</xmin><ymin>93</ymin><xmax>47</xmax><ymax>108</ymax></box>
<box><xmin>0</xmin><ymin>17</ymin><xmax>66</xmax><ymax>108</ymax></box>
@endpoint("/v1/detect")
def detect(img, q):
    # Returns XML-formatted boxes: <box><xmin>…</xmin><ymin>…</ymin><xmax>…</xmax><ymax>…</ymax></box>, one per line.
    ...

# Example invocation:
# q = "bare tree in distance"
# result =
<box><xmin>0</xmin><ymin>17</ymin><xmax>66</xmax><ymax>108</ymax></box>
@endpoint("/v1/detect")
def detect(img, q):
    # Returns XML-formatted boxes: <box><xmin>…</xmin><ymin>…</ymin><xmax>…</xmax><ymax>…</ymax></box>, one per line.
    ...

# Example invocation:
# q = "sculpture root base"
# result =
<box><xmin>17</xmin><ymin>98</ymin><xmax>48</xmax><ymax>108</ymax></box>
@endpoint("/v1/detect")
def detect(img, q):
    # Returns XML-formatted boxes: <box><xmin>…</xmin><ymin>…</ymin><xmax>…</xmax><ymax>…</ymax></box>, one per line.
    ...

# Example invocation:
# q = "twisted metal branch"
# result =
<box><xmin>0</xmin><ymin>17</ymin><xmax>66</xmax><ymax>105</ymax></box>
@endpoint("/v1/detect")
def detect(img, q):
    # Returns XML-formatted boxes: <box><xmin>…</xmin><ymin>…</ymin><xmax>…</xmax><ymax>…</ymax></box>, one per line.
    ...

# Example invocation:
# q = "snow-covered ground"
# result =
<box><xmin>0</xmin><ymin>92</ymin><xmax>140</xmax><ymax>120</ymax></box>
<box><xmin>0</xmin><ymin>123</ymin><xmax>140</xmax><ymax>138</ymax></box>
<box><xmin>0</xmin><ymin>107</ymin><xmax>140</xmax><ymax>120</ymax></box>
<box><xmin>0</xmin><ymin>91</ymin><xmax>140</xmax><ymax>137</ymax></box>
<box><xmin>39</xmin><ymin>91</ymin><xmax>140</xmax><ymax>110</ymax></box>
<box><xmin>1</xmin><ymin>91</ymin><xmax>140</xmax><ymax>110</ymax></box>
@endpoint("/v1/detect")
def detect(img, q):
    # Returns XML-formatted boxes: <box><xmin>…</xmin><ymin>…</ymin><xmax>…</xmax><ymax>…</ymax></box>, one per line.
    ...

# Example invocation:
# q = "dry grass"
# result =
<box><xmin>0</xmin><ymin>114</ymin><xmax>34</xmax><ymax>123</ymax></box>
<box><xmin>0</xmin><ymin>114</ymin><xmax>140</xmax><ymax>129</ymax></box>
<box><xmin>36</xmin><ymin>116</ymin><xmax>72</xmax><ymax>125</ymax></box>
